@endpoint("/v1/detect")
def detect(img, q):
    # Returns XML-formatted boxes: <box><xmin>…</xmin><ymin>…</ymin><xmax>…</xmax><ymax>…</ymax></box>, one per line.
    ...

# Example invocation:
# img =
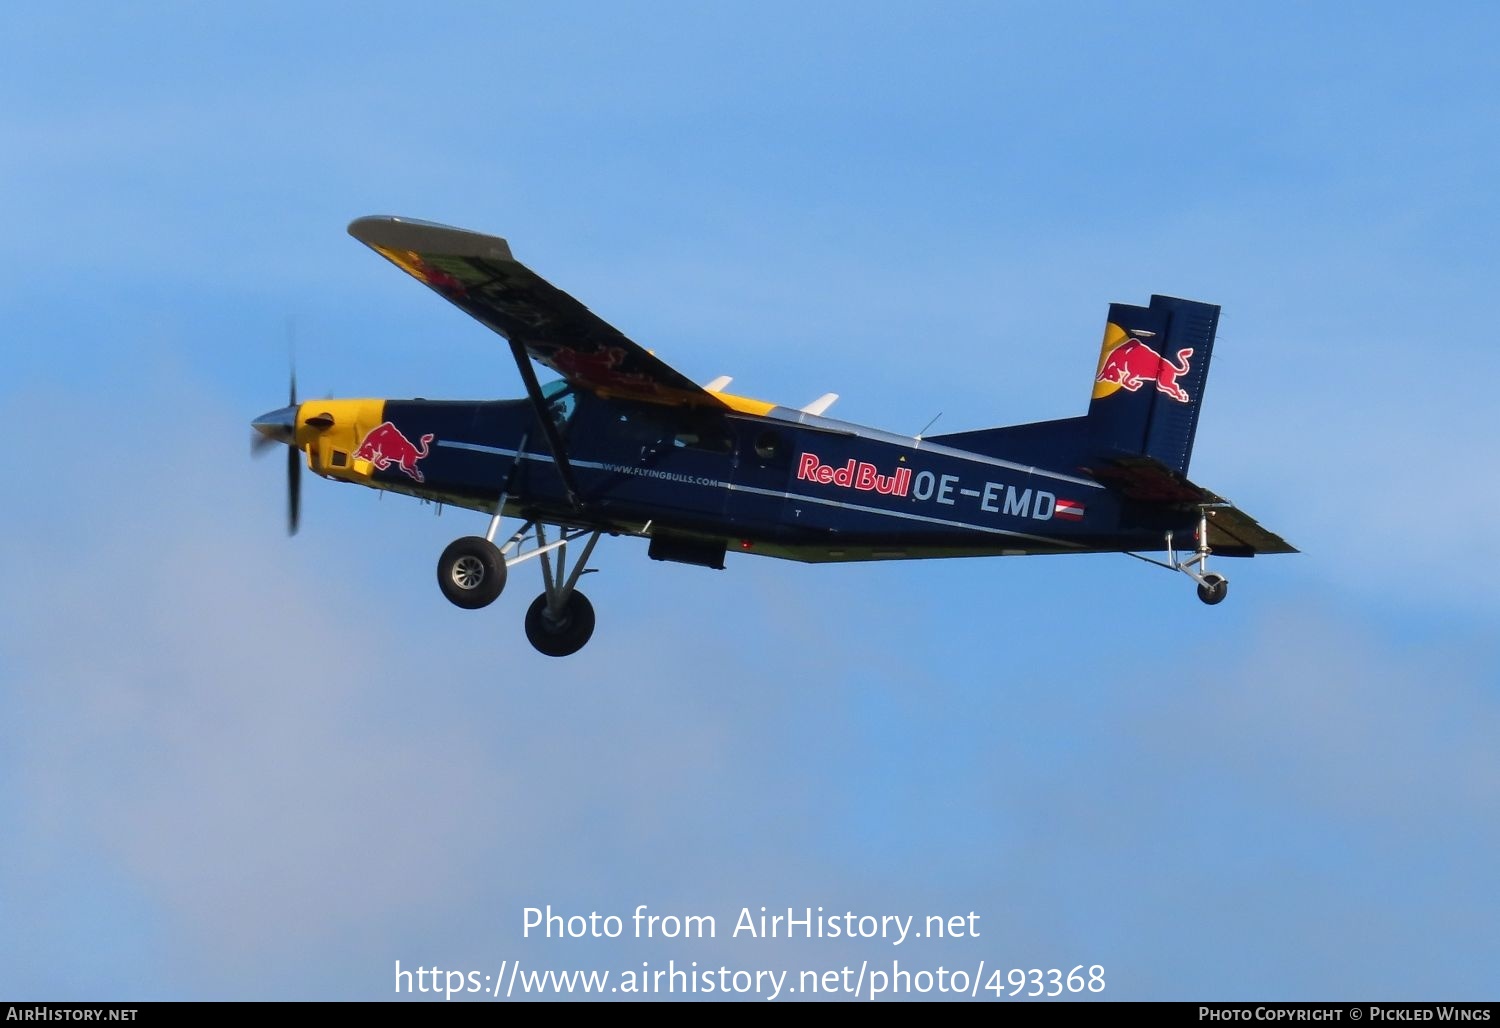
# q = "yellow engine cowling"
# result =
<box><xmin>292</xmin><ymin>398</ymin><xmax>390</xmax><ymax>482</ymax></box>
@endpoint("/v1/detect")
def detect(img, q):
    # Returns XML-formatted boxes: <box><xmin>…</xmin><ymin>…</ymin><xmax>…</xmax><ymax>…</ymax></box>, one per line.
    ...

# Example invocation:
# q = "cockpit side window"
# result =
<box><xmin>540</xmin><ymin>379</ymin><xmax>578</xmax><ymax>432</ymax></box>
<box><xmin>673</xmin><ymin>424</ymin><xmax>733</xmax><ymax>453</ymax></box>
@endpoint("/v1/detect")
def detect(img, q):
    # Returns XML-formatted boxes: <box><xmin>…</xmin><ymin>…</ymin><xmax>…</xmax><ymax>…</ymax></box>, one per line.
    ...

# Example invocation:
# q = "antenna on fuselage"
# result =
<box><xmin>915</xmin><ymin>412</ymin><xmax>943</xmax><ymax>441</ymax></box>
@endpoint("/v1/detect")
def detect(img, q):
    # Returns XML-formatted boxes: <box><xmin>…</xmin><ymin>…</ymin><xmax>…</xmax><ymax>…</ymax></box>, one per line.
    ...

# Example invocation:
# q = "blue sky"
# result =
<box><xmin>2</xmin><ymin>3</ymin><xmax>1497</xmax><ymax>1001</ymax></box>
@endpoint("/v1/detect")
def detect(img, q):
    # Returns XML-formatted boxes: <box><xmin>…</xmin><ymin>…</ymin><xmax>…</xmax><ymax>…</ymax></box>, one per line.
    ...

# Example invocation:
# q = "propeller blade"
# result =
<box><xmin>287</xmin><ymin>442</ymin><xmax>301</xmax><ymax>536</ymax></box>
<box><xmin>289</xmin><ymin>364</ymin><xmax>300</xmax><ymax>533</ymax></box>
<box><xmin>252</xmin><ymin>347</ymin><xmax>303</xmax><ymax>534</ymax></box>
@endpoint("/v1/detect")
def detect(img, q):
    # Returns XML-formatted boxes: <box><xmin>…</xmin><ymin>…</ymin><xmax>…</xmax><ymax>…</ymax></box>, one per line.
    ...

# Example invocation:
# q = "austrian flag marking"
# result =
<box><xmin>796</xmin><ymin>452</ymin><xmax>911</xmax><ymax>497</ymax></box>
<box><xmin>1054</xmin><ymin>498</ymin><xmax>1086</xmax><ymax>521</ymax></box>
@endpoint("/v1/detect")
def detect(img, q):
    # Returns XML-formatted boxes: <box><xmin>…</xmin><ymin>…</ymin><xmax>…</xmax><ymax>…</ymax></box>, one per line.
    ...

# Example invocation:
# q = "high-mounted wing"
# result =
<box><xmin>348</xmin><ymin>216</ymin><xmax>727</xmax><ymax>410</ymax></box>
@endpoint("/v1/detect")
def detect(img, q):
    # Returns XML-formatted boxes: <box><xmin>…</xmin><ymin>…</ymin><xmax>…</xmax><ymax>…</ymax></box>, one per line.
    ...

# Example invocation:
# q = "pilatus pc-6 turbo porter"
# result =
<box><xmin>251</xmin><ymin>217</ymin><xmax>1295</xmax><ymax>656</ymax></box>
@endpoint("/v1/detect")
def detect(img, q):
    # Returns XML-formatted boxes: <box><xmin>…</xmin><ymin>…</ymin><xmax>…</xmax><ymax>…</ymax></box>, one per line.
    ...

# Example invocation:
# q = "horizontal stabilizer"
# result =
<box><xmin>1091</xmin><ymin>454</ymin><xmax>1208</xmax><ymax>505</ymax></box>
<box><xmin>1094</xmin><ymin>455</ymin><xmax>1297</xmax><ymax>556</ymax></box>
<box><xmin>1204</xmin><ymin>506</ymin><xmax>1298</xmax><ymax>557</ymax></box>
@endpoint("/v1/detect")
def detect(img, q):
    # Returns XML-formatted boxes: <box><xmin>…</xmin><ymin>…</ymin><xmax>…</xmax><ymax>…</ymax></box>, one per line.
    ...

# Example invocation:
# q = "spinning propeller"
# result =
<box><xmin>251</xmin><ymin>370</ymin><xmax>302</xmax><ymax>536</ymax></box>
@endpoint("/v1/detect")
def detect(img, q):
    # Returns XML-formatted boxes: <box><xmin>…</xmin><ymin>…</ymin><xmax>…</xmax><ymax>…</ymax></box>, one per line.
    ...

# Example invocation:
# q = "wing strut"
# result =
<box><xmin>507</xmin><ymin>339</ymin><xmax>582</xmax><ymax>510</ymax></box>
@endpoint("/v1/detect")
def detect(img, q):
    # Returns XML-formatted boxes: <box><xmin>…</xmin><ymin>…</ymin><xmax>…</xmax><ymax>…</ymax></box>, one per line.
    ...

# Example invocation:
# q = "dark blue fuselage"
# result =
<box><xmin>366</xmin><ymin>392</ymin><xmax>1192</xmax><ymax>564</ymax></box>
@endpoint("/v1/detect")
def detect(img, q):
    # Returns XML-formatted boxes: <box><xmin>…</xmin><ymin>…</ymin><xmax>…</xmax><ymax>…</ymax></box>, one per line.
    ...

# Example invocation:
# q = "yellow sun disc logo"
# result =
<box><xmin>1091</xmin><ymin>322</ymin><xmax>1130</xmax><ymax>399</ymax></box>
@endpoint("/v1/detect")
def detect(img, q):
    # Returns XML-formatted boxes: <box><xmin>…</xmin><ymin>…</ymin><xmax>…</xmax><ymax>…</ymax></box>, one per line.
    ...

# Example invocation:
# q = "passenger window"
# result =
<box><xmin>674</xmin><ymin>427</ymin><xmax>732</xmax><ymax>453</ymax></box>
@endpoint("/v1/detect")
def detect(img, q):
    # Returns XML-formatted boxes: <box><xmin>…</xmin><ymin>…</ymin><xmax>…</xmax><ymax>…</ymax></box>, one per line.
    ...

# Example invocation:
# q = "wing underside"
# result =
<box><xmin>348</xmin><ymin>216</ymin><xmax>728</xmax><ymax>410</ymax></box>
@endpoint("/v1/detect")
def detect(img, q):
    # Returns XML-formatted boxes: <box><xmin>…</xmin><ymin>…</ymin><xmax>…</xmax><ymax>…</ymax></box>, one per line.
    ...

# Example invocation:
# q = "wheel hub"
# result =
<box><xmin>451</xmin><ymin>555</ymin><xmax>486</xmax><ymax>590</ymax></box>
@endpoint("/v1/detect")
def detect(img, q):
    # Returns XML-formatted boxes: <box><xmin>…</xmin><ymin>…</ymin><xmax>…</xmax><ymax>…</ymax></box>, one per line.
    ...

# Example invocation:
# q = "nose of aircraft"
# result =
<box><xmin>252</xmin><ymin>404</ymin><xmax>299</xmax><ymax>446</ymax></box>
<box><xmin>251</xmin><ymin>402</ymin><xmax>303</xmax><ymax>536</ymax></box>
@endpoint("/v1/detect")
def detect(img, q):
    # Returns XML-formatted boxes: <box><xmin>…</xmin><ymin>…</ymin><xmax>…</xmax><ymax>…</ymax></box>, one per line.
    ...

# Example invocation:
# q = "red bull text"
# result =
<box><xmin>796</xmin><ymin>453</ymin><xmax>912</xmax><ymax>496</ymax></box>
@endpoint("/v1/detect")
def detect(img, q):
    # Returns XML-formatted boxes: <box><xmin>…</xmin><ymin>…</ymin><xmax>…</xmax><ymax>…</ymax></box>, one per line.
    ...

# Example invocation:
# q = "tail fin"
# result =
<box><xmin>1086</xmin><ymin>295</ymin><xmax>1219</xmax><ymax>476</ymax></box>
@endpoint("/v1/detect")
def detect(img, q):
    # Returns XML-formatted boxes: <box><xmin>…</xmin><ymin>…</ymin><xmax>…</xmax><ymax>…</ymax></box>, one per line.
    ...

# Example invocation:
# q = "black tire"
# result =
<box><xmin>437</xmin><ymin>536</ymin><xmax>507</xmax><ymax>609</ymax></box>
<box><xmin>1196</xmin><ymin>573</ymin><xmax>1228</xmax><ymax>606</ymax></box>
<box><xmin>524</xmin><ymin>591</ymin><xmax>596</xmax><ymax>657</ymax></box>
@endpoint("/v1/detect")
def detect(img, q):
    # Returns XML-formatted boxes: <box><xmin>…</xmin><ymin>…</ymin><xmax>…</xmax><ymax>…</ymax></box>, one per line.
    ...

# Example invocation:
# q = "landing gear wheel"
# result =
<box><xmin>437</xmin><ymin>536</ymin><xmax>507</xmax><ymax>609</ymax></box>
<box><xmin>524</xmin><ymin>591</ymin><xmax>596</xmax><ymax>657</ymax></box>
<box><xmin>1196</xmin><ymin>573</ymin><xmax>1229</xmax><ymax>606</ymax></box>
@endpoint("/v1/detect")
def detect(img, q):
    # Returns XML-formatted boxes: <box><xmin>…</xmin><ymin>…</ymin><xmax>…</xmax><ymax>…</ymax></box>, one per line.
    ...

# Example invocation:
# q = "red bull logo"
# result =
<box><xmin>547</xmin><ymin>344</ymin><xmax>657</xmax><ymax>394</ymax></box>
<box><xmin>353</xmin><ymin>422</ymin><xmax>434</xmax><ymax>483</ymax></box>
<box><xmin>1092</xmin><ymin>324</ymin><xmax>1193</xmax><ymax>404</ymax></box>
<box><xmin>796</xmin><ymin>452</ymin><xmax>911</xmax><ymax>496</ymax></box>
<box><xmin>370</xmin><ymin>245</ymin><xmax>469</xmax><ymax>299</ymax></box>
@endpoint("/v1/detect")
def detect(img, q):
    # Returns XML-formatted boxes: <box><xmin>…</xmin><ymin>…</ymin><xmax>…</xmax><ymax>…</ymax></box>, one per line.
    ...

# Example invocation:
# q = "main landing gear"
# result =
<box><xmin>437</xmin><ymin>537</ymin><xmax>507</xmax><ymax>609</ymax></box>
<box><xmin>1129</xmin><ymin>507</ymin><xmax>1230</xmax><ymax>606</ymax></box>
<box><xmin>434</xmin><ymin>517</ymin><xmax>602</xmax><ymax>657</ymax></box>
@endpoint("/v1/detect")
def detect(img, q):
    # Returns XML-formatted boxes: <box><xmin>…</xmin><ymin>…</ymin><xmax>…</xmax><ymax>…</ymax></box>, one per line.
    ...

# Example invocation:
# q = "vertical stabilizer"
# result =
<box><xmin>1086</xmin><ymin>295</ymin><xmax>1219</xmax><ymax>475</ymax></box>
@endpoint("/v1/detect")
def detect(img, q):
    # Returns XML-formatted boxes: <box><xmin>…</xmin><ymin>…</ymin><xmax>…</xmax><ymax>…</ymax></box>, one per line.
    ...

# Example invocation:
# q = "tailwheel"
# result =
<box><xmin>1196</xmin><ymin>572</ymin><xmax>1228</xmax><ymax>606</ymax></box>
<box><xmin>525</xmin><ymin>591</ymin><xmax>596</xmax><ymax>657</ymax></box>
<box><xmin>1127</xmin><ymin>506</ymin><xmax>1236</xmax><ymax>607</ymax></box>
<box><xmin>437</xmin><ymin>536</ymin><xmax>507</xmax><ymax>609</ymax></box>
